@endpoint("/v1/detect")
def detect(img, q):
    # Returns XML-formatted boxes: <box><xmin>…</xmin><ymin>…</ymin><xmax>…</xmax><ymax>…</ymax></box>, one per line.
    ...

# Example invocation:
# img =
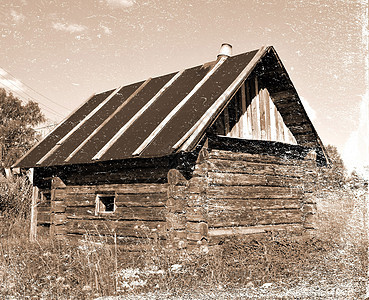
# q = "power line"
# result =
<box><xmin>0</xmin><ymin>78</ymin><xmax>65</xmax><ymax>119</ymax></box>
<box><xmin>0</xmin><ymin>66</ymin><xmax>72</xmax><ymax>112</ymax></box>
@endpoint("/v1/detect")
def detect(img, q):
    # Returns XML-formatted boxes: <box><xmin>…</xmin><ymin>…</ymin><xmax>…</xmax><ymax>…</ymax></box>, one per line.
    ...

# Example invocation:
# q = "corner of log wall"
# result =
<box><xmin>50</xmin><ymin>176</ymin><xmax>67</xmax><ymax>239</ymax></box>
<box><xmin>166</xmin><ymin>147</ymin><xmax>210</xmax><ymax>249</ymax></box>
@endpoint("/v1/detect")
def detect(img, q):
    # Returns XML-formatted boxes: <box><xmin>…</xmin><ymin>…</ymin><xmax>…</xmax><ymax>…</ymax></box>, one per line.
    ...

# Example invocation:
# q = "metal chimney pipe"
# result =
<box><xmin>217</xmin><ymin>43</ymin><xmax>232</xmax><ymax>58</ymax></box>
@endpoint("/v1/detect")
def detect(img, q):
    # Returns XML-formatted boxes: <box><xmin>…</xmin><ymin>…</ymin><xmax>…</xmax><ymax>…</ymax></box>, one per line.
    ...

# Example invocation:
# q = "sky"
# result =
<box><xmin>0</xmin><ymin>0</ymin><xmax>368</xmax><ymax>175</ymax></box>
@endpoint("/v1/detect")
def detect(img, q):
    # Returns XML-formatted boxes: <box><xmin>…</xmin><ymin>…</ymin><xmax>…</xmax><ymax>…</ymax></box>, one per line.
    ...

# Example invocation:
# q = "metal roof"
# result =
<box><xmin>14</xmin><ymin>46</ymin><xmax>326</xmax><ymax>168</ymax></box>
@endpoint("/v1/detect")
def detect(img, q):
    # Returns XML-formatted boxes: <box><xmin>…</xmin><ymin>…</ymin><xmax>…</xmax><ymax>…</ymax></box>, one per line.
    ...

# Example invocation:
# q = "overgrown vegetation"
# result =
<box><xmin>0</xmin><ymin>147</ymin><xmax>368</xmax><ymax>299</ymax></box>
<box><xmin>0</xmin><ymin>88</ymin><xmax>45</xmax><ymax>168</ymax></box>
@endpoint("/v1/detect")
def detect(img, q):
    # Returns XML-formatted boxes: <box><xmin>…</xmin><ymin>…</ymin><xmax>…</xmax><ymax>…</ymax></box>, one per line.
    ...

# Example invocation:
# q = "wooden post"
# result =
<box><xmin>30</xmin><ymin>186</ymin><xmax>39</xmax><ymax>242</ymax></box>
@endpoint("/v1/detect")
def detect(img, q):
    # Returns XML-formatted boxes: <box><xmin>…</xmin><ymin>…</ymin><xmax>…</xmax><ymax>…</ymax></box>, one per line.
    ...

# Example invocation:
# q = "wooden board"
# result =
<box><xmin>208</xmin><ymin>172</ymin><xmax>302</xmax><ymax>187</ymax></box>
<box><xmin>66</xmin><ymin>183</ymin><xmax>168</xmax><ymax>195</ymax></box>
<box><xmin>207</xmin><ymin>209</ymin><xmax>303</xmax><ymax>228</ymax></box>
<box><xmin>115</xmin><ymin>192</ymin><xmax>166</xmax><ymax>207</ymax></box>
<box><xmin>208</xmin><ymin>149</ymin><xmax>314</xmax><ymax>167</ymax></box>
<box><xmin>207</xmin><ymin>186</ymin><xmax>303</xmax><ymax>200</ymax></box>
<box><xmin>65</xmin><ymin>219</ymin><xmax>164</xmax><ymax>238</ymax></box>
<box><xmin>202</xmin><ymin>198</ymin><xmax>301</xmax><ymax>211</ymax></box>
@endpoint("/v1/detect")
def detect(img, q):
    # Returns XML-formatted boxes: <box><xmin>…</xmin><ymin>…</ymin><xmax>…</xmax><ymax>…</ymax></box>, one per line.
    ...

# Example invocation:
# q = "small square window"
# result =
<box><xmin>96</xmin><ymin>194</ymin><xmax>116</xmax><ymax>214</ymax></box>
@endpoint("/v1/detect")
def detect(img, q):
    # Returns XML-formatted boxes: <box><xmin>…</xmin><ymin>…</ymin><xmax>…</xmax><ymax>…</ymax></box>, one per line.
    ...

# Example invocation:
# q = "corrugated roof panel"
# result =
<box><xmin>14</xmin><ymin>90</ymin><xmax>114</xmax><ymax>168</ymax></box>
<box><xmin>67</xmin><ymin>73</ymin><xmax>176</xmax><ymax>164</ymax></box>
<box><xmin>100</xmin><ymin>64</ymin><xmax>216</xmax><ymax>161</ymax></box>
<box><xmin>140</xmin><ymin>50</ymin><xmax>259</xmax><ymax>157</ymax></box>
<box><xmin>40</xmin><ymin>82</ymin><xmax>144</xmax><ymax>166</ymax></box>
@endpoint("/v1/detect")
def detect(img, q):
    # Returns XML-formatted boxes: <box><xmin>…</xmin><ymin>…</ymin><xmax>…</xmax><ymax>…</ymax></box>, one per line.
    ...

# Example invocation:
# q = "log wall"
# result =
<box><xmin>205</xmin><ymin>149</ymin><xmax>316</xmax><ymax>240</ymax></box>
<box><xmin>166</xmin><ymin>147</ymin><xmax>317</xmax><ymax>247</ymax></box>
<box><xmin>61</xmin><ymin>183</ymin><xmax>168</xmax><ymax>245</ymax></box>
<box><xmin>33</xmin><ymin>144</ymin><xmax>317</xmax><ymax>248</ymax></box>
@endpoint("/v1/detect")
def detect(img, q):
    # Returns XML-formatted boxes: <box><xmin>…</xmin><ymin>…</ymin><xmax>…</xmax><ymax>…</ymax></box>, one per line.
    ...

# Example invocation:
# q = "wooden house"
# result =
<box><xmin>14</xmin><ymin>44</ymin><xmax>329</xmax><ymax>248</ymax></box>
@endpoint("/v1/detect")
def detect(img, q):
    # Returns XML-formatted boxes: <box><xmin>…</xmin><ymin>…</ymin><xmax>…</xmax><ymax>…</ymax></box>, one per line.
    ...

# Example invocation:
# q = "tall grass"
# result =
<box><xmin>0</xmin><ymin>174</ymin><xmax>367</xmax><ymax>299</ymax></box>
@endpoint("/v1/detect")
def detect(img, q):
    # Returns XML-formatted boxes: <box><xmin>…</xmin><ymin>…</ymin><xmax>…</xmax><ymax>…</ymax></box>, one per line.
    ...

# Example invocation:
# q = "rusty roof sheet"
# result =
<box><xmin>14</xmin><ymin>46</ymin><xmax>326</xmax><ymax>168</ymax></box>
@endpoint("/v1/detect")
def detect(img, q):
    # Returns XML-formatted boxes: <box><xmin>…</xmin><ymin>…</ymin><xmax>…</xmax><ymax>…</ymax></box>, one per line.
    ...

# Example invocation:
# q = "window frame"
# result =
<box><xmin>95</xmin><ymin>193</ymin><xmax>116</xmax><ymax>215</ymax></box>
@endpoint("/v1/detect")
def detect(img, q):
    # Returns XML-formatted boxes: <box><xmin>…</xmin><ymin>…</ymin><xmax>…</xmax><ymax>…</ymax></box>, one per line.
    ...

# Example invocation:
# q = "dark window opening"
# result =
<box><xmin>96</xmin><ymin>195</ymin><xmax>115</xmax><ymax>213</ymax></box>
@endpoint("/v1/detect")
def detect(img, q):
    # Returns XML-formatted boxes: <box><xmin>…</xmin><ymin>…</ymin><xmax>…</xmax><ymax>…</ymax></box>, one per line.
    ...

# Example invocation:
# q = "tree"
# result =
<box><xmin>0</xmin><ymin>88</ymin><xmax>45</xmax><ymax>168</ymax></box>
<box><xmin>317</xmin><ymin>145</ymin><xmax>347</xmax><ymax>190</ymax></box>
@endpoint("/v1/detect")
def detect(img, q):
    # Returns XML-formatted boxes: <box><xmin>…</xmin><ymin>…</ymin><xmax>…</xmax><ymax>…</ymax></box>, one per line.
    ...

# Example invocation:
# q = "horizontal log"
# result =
<box><xmin>113</xmin><ymin>207</ymin><xmax>166</xmax><ymax>221</ymax></box>
<box><xmin>207</xmin><ymin>186</ymin><xmax>304</xmax><ymax>199</ymax></box>
<box><xmin>65</xmin><ymin>219</ymin><xmax>164</xmax><ymax>238</ymax></box>
<box><xmin>207</xmin><ymin>159</ymin><xmax>309</xmax><ymax>178</ymax></box>
<box><xmin>166</xmin><ymin>198</ymin><xmax>186</xmax><ymax>213</ymax></box>
<box><xmin>52</xmin><ymin>189</ymin><xmax>66</xmax><ymax>200</ymax></box>
<box><xmin>116</xmin><ymin>193</ymin><xmax>166</xmax><ymax>207</ymax></box>
<box><xmin>38</xmin><ymin>200</ymin><xmax>51</xmax><ymax>206</ymax></box>
<box><xmin>208</xmin><ymin>172</ymin><xmax>302</xmax><ymax>187</ymax></box>
<box><xmin>185</xmin><ymin>207</ymin><xmax>207</xmax><ymax>222</ymax></box>
<box><xmin>66</xmin><ymin>183</ymin><xmax>168</xmax><ymax>195</ymax></box>
<box><xmin>208</xmin><ymin>223</ymin><xmax>303</xmax><ymax>237</ymax></box>
<box><xmin>53</xmin><ymin>214</ymin><xmax>66</xmax><ymax>225</ymax></box>
<box><xmin>65</xmin><ymin>167</ymin><xmax>169</xmax><ymax>185</ymax></box>
<box><xmin>37</xmin><ymin>206</ymin><xmax>51</xmax><ymax>213</ymax></box>
<box><xmin>66</xmin><ymin>206</ymin><xmax>95</xmax><ymax>216</ymax></box>
<box><xmin>208</xmin><ymin>209</ymin><xmax>303</xmax><ymax>227</ymax></box>
<box><xmin>37</xmin><ymin>213</ymin><xmax>51</xmax><ymax>224</ymax></box>
<box><xmin>204</xmin><ymin>198</ymin><xmax>301</xmax><ymax>211</ymax></box>
<box><xmin>208</xmin><ymin>149</ymin><xmax>313</xmax><ymax>167</ymax></box>
<box><xmin>186</xmin><ymin>232</ymin><xmax>205</xmax><ymax>242</ymax></box>
<box><xmin>53</xmin><ymin>225</ymin><xmax>66</xmax><ymax>235</ymax></box>
<box><xmin>66</xmin><ymin>206</ymin><xmax>167</xmax><ymax>221</ymax></box>
<box><xmin>51</xmin><ymin>200</ymin><xmax>66</xmax><ymax>213</ymax></box>
<box><xmin>65</xmin><ymin>194</ymin><xmax>96</xmax><ymax>207</ymax></box>
<box><xmin>186</xmin><ymin>222</ymin><xmax>208</xmax><ymax>235</ymax></box>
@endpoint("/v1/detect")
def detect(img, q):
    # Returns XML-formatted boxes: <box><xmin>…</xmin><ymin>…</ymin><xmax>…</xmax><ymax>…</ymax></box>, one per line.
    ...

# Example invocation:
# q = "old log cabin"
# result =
<box><xmin>14</xmin><ymin>44</ymin><xmax>329</xmax><ymax>248</ymax></box>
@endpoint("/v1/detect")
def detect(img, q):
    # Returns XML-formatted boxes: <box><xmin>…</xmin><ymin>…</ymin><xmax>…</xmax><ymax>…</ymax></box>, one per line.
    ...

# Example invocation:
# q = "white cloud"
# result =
<box><xmin>105</xmin><ymin>0</ymin><xmax>135</xmax><ymax>8</ymax></box>
<box><xmin>52</xmin><ymin>22</ymin><xmax>87</xmax><ymax>33</ymax></box>
<box><xmin>300</xmin><ymin>97</ymin><xmax>317</xmax><ymax>121</ymax></box>
<box><xmin>10</xmin><ymin>10</ymin><xmax>25</xmax><ymax>23</ymax></box>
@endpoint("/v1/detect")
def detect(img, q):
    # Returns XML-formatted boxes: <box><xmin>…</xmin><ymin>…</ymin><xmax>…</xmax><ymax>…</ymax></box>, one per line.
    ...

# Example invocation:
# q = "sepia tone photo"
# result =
<box><xmin>0</xmin><ymin>0</ymin><xmax>368</xmax><ymax>299</ymax></box>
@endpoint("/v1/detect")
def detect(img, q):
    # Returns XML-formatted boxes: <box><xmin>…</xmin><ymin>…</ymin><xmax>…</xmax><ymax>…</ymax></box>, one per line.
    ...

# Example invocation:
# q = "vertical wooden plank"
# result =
<box><xmin>254</xmin><ymin>77</ymin><xmax>261</xmax><ymax>140</ymax></box>
<box><xmin>277</xmin><ymin>110</ymin><xmax>285</xmax><ymax>142</ymax></box>
<box><xmin>259</xmin><ymin>89</ymin><xmax>266</xmax><ymax>140</ymax></box>
<box><xmin>30</xmin><ymin>186</ymin><xmax>39</xmax><ymax>242</ymax></box>
<box><xmin>240</xmin><ymin>83</ymin><xmax>247</xmax><ymax>138</ymax></box>
<box><xmin>245</xmin><ymin>81</ymin><xmax>253</xmax><ymax>139</ymax></box>
<box><xmin>235</xmin><ymin>93</ymin><xmax>240</xmax><ymax>137</ymax></box>
<box><xmin>264</xmin><ymin>89</ymin><xmax>271</xmax><ymax>140</ymax></box>
<box><xmin>224</xmin><ymin>106</ymin><xmax>230</xmax><ymax>136</ymax></box>
<box><xmin>274</xmin><ymin>106</ymin><xmax>280</xmax><ymax>142</ymax></box>
<box><xmin>270</xmin><ymin>95</ymin><xmax>277</xmax><ymax>141</ymax></box>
